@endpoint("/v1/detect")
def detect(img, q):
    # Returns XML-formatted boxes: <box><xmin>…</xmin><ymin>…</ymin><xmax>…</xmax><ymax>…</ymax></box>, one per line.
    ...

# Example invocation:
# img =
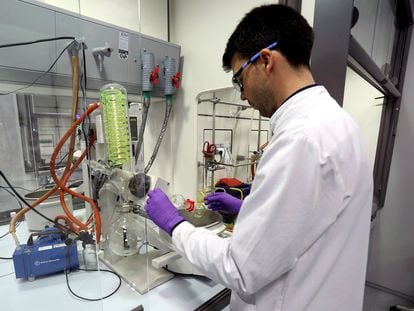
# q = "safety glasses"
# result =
<box><xmin>232</xmin><ymin>41</ymin><xmax>278</xmax><ymax>92</ymax></box>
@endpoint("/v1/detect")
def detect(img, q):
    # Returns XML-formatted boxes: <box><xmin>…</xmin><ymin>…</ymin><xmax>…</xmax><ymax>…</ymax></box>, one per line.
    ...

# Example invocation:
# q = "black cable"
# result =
<box><xmin>135</xmin><ymin>100</ymin><xmax>150</xmax><ymax>164</ymax></box>
<box><xmin>0</xmin><ymin>185</ymin><xmax>33</xmax><ymax>192</ymax></box>
<box><xmin>86</xmin><ymin>212</ymin><xmax>94</xmax><ymax>223</ymax></box>
<box><xmin>0</xmin><ymin>231</ymin><xmax>11</xmax><ymax>240</ymax></box>
<box><xmin>64</xmin><ymin>243</ymin><xmax>122</xmax><ymax>301</ymax></box>
<box><xmin>0</xmin><ymin>170</ymin><xmax>79</xmax><ymax>237</ymax></box>
<box><xmin>165</xmin><ymin>266</ymin><xmax>184</xmax><ymax>276</ymax></box>
<box><xmin>80</xmin><ymin>45</ymin><xmax>91</xmax><ymax>152</ymax></box>
<box><xmin>0</xmin><ymin>36</ymin><xmax>75</xmax><ymax>49</ymax></box>
<box><xmin>82</xmin><ymin>44</ymin><xmax>87</xmax><ymax>91</ymax></box>
<box><xmin>0</xmin><ymin>186</ymin><xmax>24</xmax><ymax>210</ymax></box>
<box><xmin>0</xmin><ymin>171</ymin><xmax>56</xmax><ymax>224</ymax></box>
<box><xmin>65</xmin><ymin>268</ymin><xmax>122</xmax><ymax>301</ymax></box>
<box><xmin>1</xmin><ymin>39</ymin><xmax>76</xmax><ymax>95</ymax></box>
<box><xmin>144</xmin><ymin>99</ymin><xmax>173</xmax><ymax>173</ymax></box>
<box><xmin>0</xmin><ymin>186</ymin><xmax>23</xmax><ymax>240</ymax></box>
<box><xmin>55</xmin><ymin>151</ymin><xmax>70</xmax><ymax>167</ymax></box>
<box><xmin>0</xmin><ymin>217</ymin><xmax>22</xmax><ymax>240</ymax></box>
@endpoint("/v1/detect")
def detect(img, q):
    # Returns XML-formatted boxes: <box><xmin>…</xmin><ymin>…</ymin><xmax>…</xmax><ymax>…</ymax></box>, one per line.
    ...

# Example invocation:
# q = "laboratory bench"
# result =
<box><xmin>0</xmin><ymin>221</ymin><xmax>227</xmax><ymax>311</ymax></box>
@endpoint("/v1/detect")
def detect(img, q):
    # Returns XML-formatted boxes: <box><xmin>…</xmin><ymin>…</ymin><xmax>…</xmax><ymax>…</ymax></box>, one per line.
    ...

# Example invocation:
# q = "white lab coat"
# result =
<box><xmin>173</xmin><ymin>85</ymin><xmax>373</xmax><ymax>310</ymax></box>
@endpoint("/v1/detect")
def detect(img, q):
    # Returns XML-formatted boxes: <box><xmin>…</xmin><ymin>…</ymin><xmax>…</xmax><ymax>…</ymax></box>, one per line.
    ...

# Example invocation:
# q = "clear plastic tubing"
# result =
<box><xmin>100</xmin><ymin>83</ymin><xmax>131</xmax><ymax>167</ymax></box>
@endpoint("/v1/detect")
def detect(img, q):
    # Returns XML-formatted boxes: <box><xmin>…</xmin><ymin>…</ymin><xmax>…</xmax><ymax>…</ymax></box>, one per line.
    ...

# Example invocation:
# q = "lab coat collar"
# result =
<box><xmin>269</xmin><ymin>84</ymin><xmax>323</xmax><ymax>132</ymax></box>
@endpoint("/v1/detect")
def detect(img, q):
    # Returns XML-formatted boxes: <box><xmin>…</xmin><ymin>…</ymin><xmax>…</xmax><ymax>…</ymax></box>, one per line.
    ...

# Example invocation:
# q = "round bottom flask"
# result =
<box><xmin>108</xmin><ymin>205</ymin><xmax>144</xmax><ymax>257</ymax></box>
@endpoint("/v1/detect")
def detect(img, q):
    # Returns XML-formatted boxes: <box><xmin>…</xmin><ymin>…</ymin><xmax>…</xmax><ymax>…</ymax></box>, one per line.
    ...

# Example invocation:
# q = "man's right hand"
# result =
<box><xmin>204</xmin><ymin>192</ymin><xmax>242</xmax><ymax>214</ymax></box>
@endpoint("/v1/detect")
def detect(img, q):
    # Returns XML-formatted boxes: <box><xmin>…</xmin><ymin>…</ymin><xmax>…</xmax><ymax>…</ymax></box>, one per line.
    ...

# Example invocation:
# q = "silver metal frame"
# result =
<box><xmin>197</xmin><ymin>94</ymin><xmax>267</xmax><ymax>191</ymax></box>
<box><xmin>280</xmin><ymin>0</ymin><xmax>302</xmax><ymax>11</ymax></box>
<box><xmin>348</xmin><ymin>36</ymin><xmax>401</xmax><ymax>99</ymax></box>
<box><xmin>311</xmin><ymin>0</ymin><xmax>413</xmax><ymax>209</ymax></box>
<box><xmin>312</xmin><ymin>0</ymin><xmax>354</xmax><ymax>105</ymax></box>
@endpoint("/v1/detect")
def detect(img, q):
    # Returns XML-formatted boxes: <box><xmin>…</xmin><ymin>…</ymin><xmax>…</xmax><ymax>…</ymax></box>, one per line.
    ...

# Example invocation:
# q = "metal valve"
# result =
<box><xmin>150</xmin><ymin>66</ymin><xmax>160</xmax><ymax>85</ymax></box>
<box><xmin>172</xmin><ymin>72</ymin><xmax>181</xmax><ymax>89</ymax></box>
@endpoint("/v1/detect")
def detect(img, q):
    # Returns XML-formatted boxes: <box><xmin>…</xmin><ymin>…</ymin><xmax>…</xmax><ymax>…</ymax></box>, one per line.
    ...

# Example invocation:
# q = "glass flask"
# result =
<box><xmin>108</xmin><ymin>204</ymin><xmax>144</xmax><ymax>257</ymax></box>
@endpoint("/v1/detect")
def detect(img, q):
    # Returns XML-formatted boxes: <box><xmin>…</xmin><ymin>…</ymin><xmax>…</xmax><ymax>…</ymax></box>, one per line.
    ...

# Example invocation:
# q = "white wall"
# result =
<box><xmin>170</xmin><ymin>0</ymin><xmax>275</xmax><ymax>198</ymax></box>
<box><xmin>140</xmin><ymin>0</ymin><xmax>168</xmax><ymax>41</ymax></box>
<box><xmin>342</xmin><ymin>67</ymin><xmax>383</xmax><ymax>168</ymax></box>
<box><xmin>36</xmin><ymin>0</ymin><xmax>168</xmax><ymax>40</ymax></box>
<box><xmin>301</xmin><ymin>0</ymin><xmax>315</xmax><ymax>26</ymax></box>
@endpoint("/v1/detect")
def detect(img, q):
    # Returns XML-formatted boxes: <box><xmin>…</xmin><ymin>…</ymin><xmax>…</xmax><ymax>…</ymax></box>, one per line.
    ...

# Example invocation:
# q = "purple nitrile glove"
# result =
<box><xmin>145</xmin><ymin>188</ymin><xmax>186</xmax><ymax>236</ymax></box>
<box><xmin>204</xmin><ymin>192</ymin><xmax>242</xmax><ymax>214</ymax></box>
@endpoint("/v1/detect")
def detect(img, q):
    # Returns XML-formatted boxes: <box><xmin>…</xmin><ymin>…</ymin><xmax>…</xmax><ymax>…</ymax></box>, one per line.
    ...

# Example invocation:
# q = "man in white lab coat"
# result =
<box><xmin>146</xmin><ymin>4</ymin><xmax>373</xmax><ymax>310</ymax></box>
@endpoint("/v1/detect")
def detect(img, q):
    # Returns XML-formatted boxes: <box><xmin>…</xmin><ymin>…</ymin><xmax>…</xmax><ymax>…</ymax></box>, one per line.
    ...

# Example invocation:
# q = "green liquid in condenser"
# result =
<box><xmin>100</xmin><ymin>85</ymin><xmax>131</xmax><ymax>167</ymax></box>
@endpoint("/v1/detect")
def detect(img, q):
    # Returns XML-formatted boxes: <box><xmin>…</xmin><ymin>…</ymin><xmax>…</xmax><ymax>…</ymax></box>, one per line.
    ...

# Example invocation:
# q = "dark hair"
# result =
<box><xmin>222</xmin><ymin>4</ymin><xmax>314</xmax><ymax>71</ymax></box>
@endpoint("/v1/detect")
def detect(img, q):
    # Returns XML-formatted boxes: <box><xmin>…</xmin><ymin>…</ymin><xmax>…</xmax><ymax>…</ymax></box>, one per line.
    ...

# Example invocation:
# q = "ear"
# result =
<box><xmin>259</xmin><ymin>49</ymin><xmax>274</xmax><ymax>73</ymax></box>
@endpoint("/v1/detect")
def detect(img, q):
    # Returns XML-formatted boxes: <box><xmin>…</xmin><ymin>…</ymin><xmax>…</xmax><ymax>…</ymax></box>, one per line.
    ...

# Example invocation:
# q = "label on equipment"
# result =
<box><xmin>37</xmin><ymin>243</ymin><xmax>66</xmax><ymax>251</ymax></box>
<box><xmin>53</xmin><ymin>243</ymin><xmax>66</xmax><ymax>249</ymax></box>
<box><xmin>38</xmin><ymin>245</ymin><xmax>53</xmax><ymax>251</ymax></box>
<box><xmin>119</xmin><ymin>31</ymin><xmax>129</xmax><ymax>60</ymax></box>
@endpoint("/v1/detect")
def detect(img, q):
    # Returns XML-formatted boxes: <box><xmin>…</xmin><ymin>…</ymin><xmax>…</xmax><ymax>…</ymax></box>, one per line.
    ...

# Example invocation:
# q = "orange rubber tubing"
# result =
<box><xmin>50</xmin><ymin>103</ymin><xmax>101</xmax><ymax>242</ymax></box>
<box><xmin>54</xmin><ymin>214</ymin><xmax>80</xmax><ymax>235</ymax></box>
<box><xmin>58</xmin><ymin>132</ymin><xmax>97</xmax><ymax>231</ymax></box>
<box><xmin>9</xmin><ymin>55</ymin><xmax>80</xmax><ymax>236</ymax></box>
<box><xmin>64</xmin><ymin>55</ymin><xmax>80</xmax><ymax>173</ymax></box>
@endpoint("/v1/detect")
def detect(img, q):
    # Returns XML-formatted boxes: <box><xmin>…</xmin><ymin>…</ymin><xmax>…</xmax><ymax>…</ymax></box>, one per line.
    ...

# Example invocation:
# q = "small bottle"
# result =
<box><xmin>83</xmin><ymin>243</ymin><xmax>98</xmax><ymax>270</ymax></box>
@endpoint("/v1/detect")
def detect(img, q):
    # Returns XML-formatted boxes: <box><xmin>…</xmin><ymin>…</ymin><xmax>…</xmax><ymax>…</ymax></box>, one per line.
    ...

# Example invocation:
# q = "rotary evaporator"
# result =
<box><xmin>92</xmin><ymin>55</ymin><xmax>225</xmax><ymax>293</ymax></box>
<box><xmin>9</xmin><ymin>44</ymin><xmax>224</xmax><ymax>294</ymax></box>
